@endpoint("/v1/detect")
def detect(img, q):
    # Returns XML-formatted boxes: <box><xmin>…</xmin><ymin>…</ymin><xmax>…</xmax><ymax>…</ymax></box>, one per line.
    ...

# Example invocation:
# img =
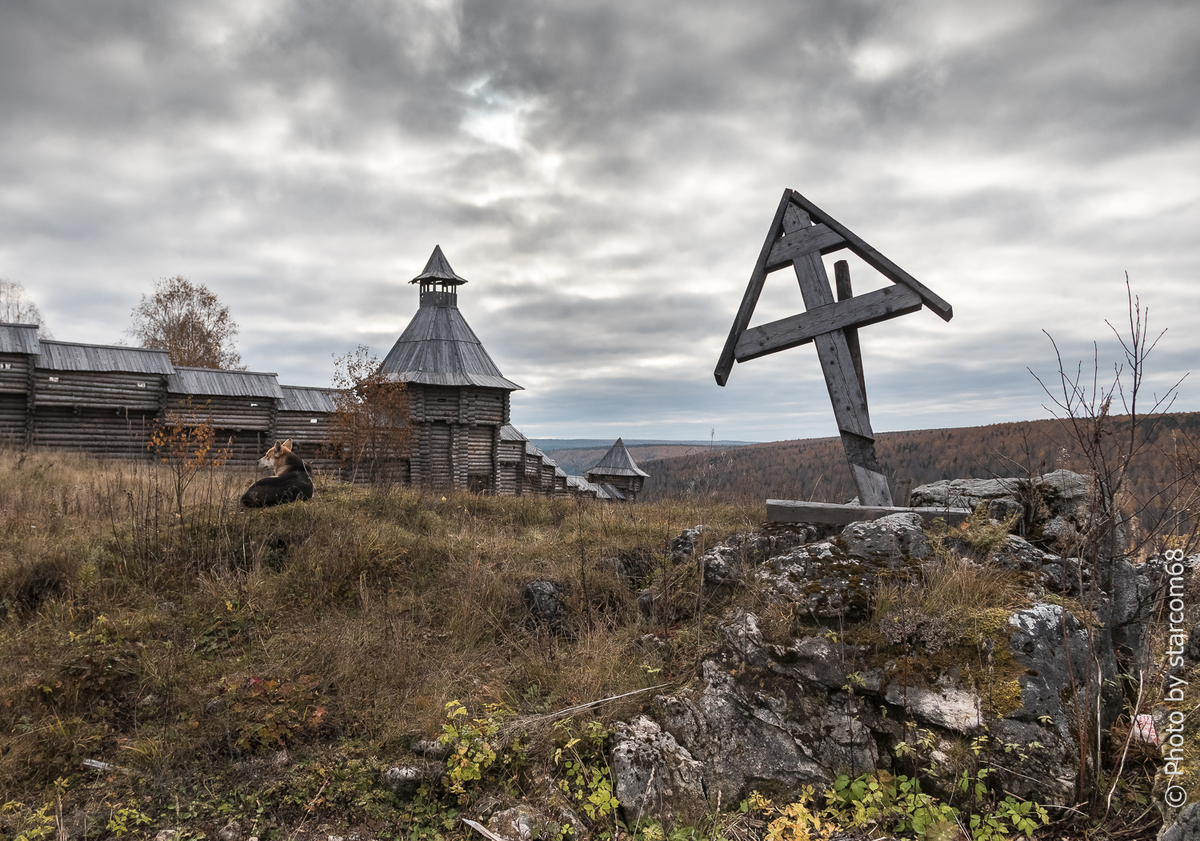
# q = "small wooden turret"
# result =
<box><xmin>586</xmin><ymin>438</ymin><xmax>649</xmax><ymax>502</ymax></box>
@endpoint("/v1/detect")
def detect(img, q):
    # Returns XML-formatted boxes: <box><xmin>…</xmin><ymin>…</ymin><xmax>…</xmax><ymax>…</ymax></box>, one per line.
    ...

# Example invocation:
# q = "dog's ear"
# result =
<box><xmin>282</xmin><ymin>438</ymin><xmax>294</xmax><ymax>450</ymax></box>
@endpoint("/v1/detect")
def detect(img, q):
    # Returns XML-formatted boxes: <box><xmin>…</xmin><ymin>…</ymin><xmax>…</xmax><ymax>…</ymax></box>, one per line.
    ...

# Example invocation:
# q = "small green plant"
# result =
<box><xmin>439</xmin><ymin>700</ymin><xmax>510</xmax><ymax>799</ymax></box>
<box><xmin>107</xmin><ymin>805</ymin><xmax>154</xmax><ymax>837</ymax></box>
<box><xmin>222</xmin><ymin>673</ymin><xmax>326</xmax><ymax>753</ymax></box>
<box><xmin>395</xmin><ymin>784</ymin><xmax>459</xmax><ymax>841</ymax></box>
<box><xmin>819</xmin><ymin>765</ymin><xmax>1050</xmax><ymax>841</ymax></box>
<box><xmin>554</xmin><ymin>720</ymin><xmax>619</xmax><ymax>824</ymax></box>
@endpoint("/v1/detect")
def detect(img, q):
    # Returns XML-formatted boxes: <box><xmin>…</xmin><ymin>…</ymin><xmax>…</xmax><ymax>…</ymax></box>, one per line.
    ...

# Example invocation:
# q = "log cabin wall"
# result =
<box><xmin>496</xmin><ymin>424</ymin><xmax>526</xmax><ymax>496</ymax></box>
<box><xmin>165</xmin><ymin>367</ymin><xmax>284</xmax><ymax>468</ymax></box>
<box><xmin>0</xmin><ymin>323</ymin><xmax>38</xmax><ymax>446</ymax></box>
<box><xmin>275</xmin><ymin>385</ymin><xmax>343</xmax><ymax>476</ymax></box>
<box><xmin>0</xmin><ymin>243</ymin><xmax>634</xmax><ymax>498</ymax></box>
<box><xmin>29</xmin><ymin>340</ymin><xmax>173</xmax><ymax>458</ymax></box>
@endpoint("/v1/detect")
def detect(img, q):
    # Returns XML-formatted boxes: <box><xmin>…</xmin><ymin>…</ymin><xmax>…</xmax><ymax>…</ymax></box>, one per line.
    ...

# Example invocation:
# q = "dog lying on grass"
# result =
<box><xmin>241</xmin><ymin>439</ymin><xmax>314</xmax><ymax>508</ymax></box>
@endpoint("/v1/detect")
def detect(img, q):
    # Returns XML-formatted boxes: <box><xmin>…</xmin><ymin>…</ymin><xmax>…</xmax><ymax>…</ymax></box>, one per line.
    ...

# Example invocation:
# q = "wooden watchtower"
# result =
<box><xmin>586</xmin><ymin>438</ymin><xmax>650</xmax><ymax>502</ymax></box>
<box><xmin>380</xmin><ymin>246</ymin><xmax>522</xmax><ymax>492</ymax></box>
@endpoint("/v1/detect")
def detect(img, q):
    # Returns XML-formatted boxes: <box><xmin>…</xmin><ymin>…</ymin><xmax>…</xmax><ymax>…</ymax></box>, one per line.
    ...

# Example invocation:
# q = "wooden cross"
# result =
<box><xmin>715</xmin><ymin>188</ymin><xmax>953</xmax><ymax>507</ymax></box>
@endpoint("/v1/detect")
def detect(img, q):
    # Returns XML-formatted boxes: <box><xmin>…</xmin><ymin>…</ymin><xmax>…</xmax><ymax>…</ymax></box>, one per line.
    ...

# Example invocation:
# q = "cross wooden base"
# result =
<box><xmin>767</xmin><ymin>499</ymin><xmax>972</xmax><ymax>526</ymax></box>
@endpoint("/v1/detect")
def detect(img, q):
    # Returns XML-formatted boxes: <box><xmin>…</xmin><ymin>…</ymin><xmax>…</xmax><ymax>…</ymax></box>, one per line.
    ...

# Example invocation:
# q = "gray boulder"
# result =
<box><xmin>1160</xmin><ymin>802</ymin><xmax>1200</xmax><ymax>841</ymax></box>
<box><xmin>670</xmin><ymin>526</ymin><xmax>710</xmax><ymax>560</ymax></box>
<box><xmin>610</xmin><ymin>716</ymin><xmax>706</xmax><ymax>824</ymax></box>
<box><xmin>840</xmin><ymin>513</ymin><xmax>931</xmax><ymax>562</ymax></box>
<box><xmin>1007</xmin><ymin>604</ymin><xmax>1117</xmax><ymax>730</ymax></box>
<box><xmin>523</xmin><ymin>580</ymin><xmax>568</xmax><ymax>635</ymax></box>
<box><xmin>656</xmin><ymin>660</ymin><xmax>831</xmax><ymax>806</ymax></box>
<box><xmin>487</xmin><ymin>805</ymin><xmax>586</xmax><ymax>841</ymax></box>
<box><xmin>911</xmin><ymin>476</ymin><xmax>1025</xmax><ymax>520</ymax></box>
<box><xmin>382</xmin><ymin>764</ymin><xmax>434</xmax><ymax>799</ymax></box>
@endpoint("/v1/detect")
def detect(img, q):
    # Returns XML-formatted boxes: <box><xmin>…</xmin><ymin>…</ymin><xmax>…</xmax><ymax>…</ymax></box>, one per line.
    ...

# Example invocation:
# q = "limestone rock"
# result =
<box><xmin>882</xmin><ymin>682</ymin><xmax>981</xmax><ymax>732</ymax></box>
<box><xmin>700</xmin><ymin>545</ymin><xmax>742</xmax><ymax>588</ymax></box>
<box><xmin>756</xmin><ymin>541</ymin><xmax>910</xmax><ymax>620</ymax></box>
<box><xmin>911</xmin><ymin>477</ymin><xmax>1024</xmax><ymax>520</ymax></box>
<box><xmin>1007</xmin><ymin>604</ymin><xmax>1120</xmax><ymax>738</ymax></box>
<box><xmin>382</xmin><ymin>764</ymin><xmax>431</xmax><ymax>799</ymax></box>
<box><xmin>1159</xmin><ymin>801</ymin><xmax>1200</xmax><ymax>841</ymax></box>
<box><xmin>840</xmin><ymin>513</ymin><xmax>930</xmax><ymax>562</ymax></box>
<box><xmin>657</xmin><ymin>661</ymin><xmax>829</xmax><ymax>805</ymax></box>
<box><xmin>486</xmin><ymin>805</ymin><xmax>585</xmax><ymax>841</ymax></box>
<box><xmin>610</xmin><ymin>716</ymin><xmax>706</xmax><ymax>824</ymax></box>
<box><xmin>670</xmin><ymin>526</ymin><xmax>709</xmax><ymax>560</ymax></box>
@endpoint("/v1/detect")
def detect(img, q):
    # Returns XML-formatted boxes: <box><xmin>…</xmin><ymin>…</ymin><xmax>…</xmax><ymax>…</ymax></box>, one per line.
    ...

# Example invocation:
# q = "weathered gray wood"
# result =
<box><xmin>765</xmin><ymin>223</ymin><xmax>846</xmax><ymax>270</ymax></box>
<box><xmin>835</xmin><ymin>261</ymin><xmax>867</xmax><ymax>407</ymax></box>
<box><xmin>851</xmin><ymin>464</ymin><xmax>893</xmax><ymax>504</ymax></box>
<box><xmin>766</xmin><ymin>499</ymin><xmax>972</xmax><ymax>526</ymax></box>
<box><xmin>788</xmin><ymin>191</ymin><xmax>953</xmax><ymax>321</ymax></box>
<box><xmin>714</xmin><ymin>188</ymin><xmax>794</xmax><ymax>386</ymax></box>
<box><xmin>734</xmin><ymin>283</ymin><xmax>922</xmax><ymax>362</ymax></box>
<box><xmin>781</xmin><ymin>207</ymin><xmax>892</xmax><ymax>507</ymax></box>
<box><xmin>791</xmin><ymin>252</ymin><xmax>870</xmax><ymax>437</ymax></box>
<box><xmin>791</xmin><ymin>253</ymin><xmax>893</xmax><ymax>506</ymax></box>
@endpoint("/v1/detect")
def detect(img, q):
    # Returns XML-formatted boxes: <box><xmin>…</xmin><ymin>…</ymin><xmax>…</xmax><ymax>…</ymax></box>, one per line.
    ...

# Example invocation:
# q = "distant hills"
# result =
<box><xmin>636</xmin><ymin>414</ymin><xmax>1200</xmax><ymax>521</ymax></box>
<box><xmin>530</xmin><ymin>438</ymin><xmax>754</xmax><ymax>477</ymax></box>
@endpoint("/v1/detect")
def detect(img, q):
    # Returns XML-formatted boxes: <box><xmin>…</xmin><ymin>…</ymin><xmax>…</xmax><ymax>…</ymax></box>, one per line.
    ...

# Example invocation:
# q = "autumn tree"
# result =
<box><xmin>127</xmin><ymin>276</ymin><xmax>243</xmax><ymax>369</ymax></box>
<box><xmin>0</xmin><ymin>278</ymin><xmax>53</xmax><ymax>337</ymax></box>
<box><xmin>326</xmin><ymin>346</ymin><xmax>412</xmax><ymax>486</ymax></box>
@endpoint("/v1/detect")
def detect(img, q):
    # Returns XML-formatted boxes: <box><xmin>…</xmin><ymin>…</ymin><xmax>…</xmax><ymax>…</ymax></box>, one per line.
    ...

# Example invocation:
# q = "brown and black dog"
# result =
<box><xmin>241</xmin><ymin>439</ymin><xmax>314</xmax><ymax>508</ymax></box>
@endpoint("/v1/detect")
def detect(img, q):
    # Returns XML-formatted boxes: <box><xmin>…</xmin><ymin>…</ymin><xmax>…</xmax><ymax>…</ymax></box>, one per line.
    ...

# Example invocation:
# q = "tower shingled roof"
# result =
<box><xmin>410</xmin><ymin>244</ymin><xmax>467</xmax><ymax>286</ymax></box>
<box><xmin>381</xmin><ymin>247</ymin><xmax>522</xmax><ymax>390</ymax></box>
<box><xmin>587</xmin><ymin>438</ymin><xmax>650</xmax><ymax>478</ymax></box>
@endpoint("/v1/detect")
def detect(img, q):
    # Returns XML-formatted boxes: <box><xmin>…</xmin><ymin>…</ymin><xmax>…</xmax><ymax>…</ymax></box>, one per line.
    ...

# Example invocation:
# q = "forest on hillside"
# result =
<box><xmin>641</xmin><ymin>412</ymin><xmax>1200</xmax><ymax>538</ymax></box>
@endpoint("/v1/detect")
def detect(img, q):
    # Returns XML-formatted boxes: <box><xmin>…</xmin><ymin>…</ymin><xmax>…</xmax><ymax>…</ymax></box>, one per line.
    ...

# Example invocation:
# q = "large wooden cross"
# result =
<box><xmin>715</xmin><ymin>188</ymin><xmax>953</xmax><ymax>508</ymax></box>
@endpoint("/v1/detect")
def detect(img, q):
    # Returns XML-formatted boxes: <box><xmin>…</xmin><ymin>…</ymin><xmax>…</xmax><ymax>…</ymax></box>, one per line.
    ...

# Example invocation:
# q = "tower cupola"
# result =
<box><xmin>410</xmin><ymin>244</ymin><xmax>468</xmax><ymax>307</ymax></box>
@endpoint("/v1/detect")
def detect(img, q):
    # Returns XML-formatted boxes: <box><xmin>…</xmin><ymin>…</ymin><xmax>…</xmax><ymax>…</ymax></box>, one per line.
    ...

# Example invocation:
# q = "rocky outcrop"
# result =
<box><xmin>611</xmin><ymin>498</ymin><xmax>1169</xmax><ymax>818</ymax></box>
<box><xmin>911</xmin><ymin>469</ymin><xmax>1105</xmax><ymax>556</ymax></box>
<box><xmin>522</xmin><ymin>579</ymin><xmax>568</xmax><ymax>635</ymax></box>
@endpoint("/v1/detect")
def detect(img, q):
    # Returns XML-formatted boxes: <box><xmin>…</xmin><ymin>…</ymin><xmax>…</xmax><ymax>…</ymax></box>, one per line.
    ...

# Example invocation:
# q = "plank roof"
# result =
<box><xmin>597</xmin><ymin>482</ymin><xmax>625</xmax><ymax>501</ymax></box>
<box><xmin>168</xmin><ymin>367</ymin><xmax>285</xmax><ymax>399</ymax></box>
<box><xmin>567</xmin><ymin>475</ymin><xmax>610</xmax><ymax>498</ymax></box>
<box><xmin>382</xmin><ymin>255</ymin><xmax>522</xmax><ymax>390</ymax></box>
<box><xmin>587</xmin><ymin>438</ymin><xmax>650</xmax><ymax>478</ymax></box>
<box><xmin>411</xmin><ymin>245</ymin><xmax>468</xmax><ymax>286</ymax></box>
<box><xmin>37</xmin><ymin>339</ymin><xmax>173</xmax><ymax>374</ymax></box>
<box><xmin>279</xmin><ymin>385</ymin><xmax>340</xmax><ymax>413</ymax></box>
<box><xmin>0</xmin><ymin>322</ymin><xmax>41</xmax><ymax>355</ymax></box>
<box><xmin>500</xmin><ymin>424</ymin><xmax>528</xmax><ymax>442</ymax></box>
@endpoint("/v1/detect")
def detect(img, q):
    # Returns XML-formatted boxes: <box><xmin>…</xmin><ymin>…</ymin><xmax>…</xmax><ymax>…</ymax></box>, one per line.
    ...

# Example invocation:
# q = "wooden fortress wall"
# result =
<box><xmin>0</xmin><ymin>331</ymin><xmax>597</xmax><ymax>497</ymax></box>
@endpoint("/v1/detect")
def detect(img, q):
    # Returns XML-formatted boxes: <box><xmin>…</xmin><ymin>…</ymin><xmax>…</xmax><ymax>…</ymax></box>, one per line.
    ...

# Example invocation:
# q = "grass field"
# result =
<box><xmin>0</xmin><ymin>446</ymin><xmax>760</xmax><ymax>839</ymax></box>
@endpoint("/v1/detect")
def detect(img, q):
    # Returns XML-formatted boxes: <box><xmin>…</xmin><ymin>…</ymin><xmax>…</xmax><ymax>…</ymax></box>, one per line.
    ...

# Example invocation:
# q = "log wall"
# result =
<box><xmin>0</xmin><ymin>347</ymin><xmax>586</xmax><ymax>499</ymax></box>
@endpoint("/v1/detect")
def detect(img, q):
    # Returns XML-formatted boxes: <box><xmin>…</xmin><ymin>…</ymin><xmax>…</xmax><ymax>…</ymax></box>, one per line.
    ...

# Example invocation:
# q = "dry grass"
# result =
<box><xmin>0</xmin><ymin>446</ymin><xmax>757</xmax><ymax>831</ymax></box>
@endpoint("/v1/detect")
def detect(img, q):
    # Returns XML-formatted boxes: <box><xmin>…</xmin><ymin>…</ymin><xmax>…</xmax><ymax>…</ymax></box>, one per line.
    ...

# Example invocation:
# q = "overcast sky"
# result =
<box><xmin>2</xmin><ymin>0</ymin><xmax>1198</xmax><ymax>442</ymax></box>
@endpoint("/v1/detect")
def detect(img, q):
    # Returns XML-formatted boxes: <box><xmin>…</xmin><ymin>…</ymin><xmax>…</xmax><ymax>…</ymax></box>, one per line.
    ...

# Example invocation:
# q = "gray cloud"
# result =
<box><xmin>1</xmin><ymin>0</ymin><xmax>1197</xmax><ymax>441</ymax></box>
